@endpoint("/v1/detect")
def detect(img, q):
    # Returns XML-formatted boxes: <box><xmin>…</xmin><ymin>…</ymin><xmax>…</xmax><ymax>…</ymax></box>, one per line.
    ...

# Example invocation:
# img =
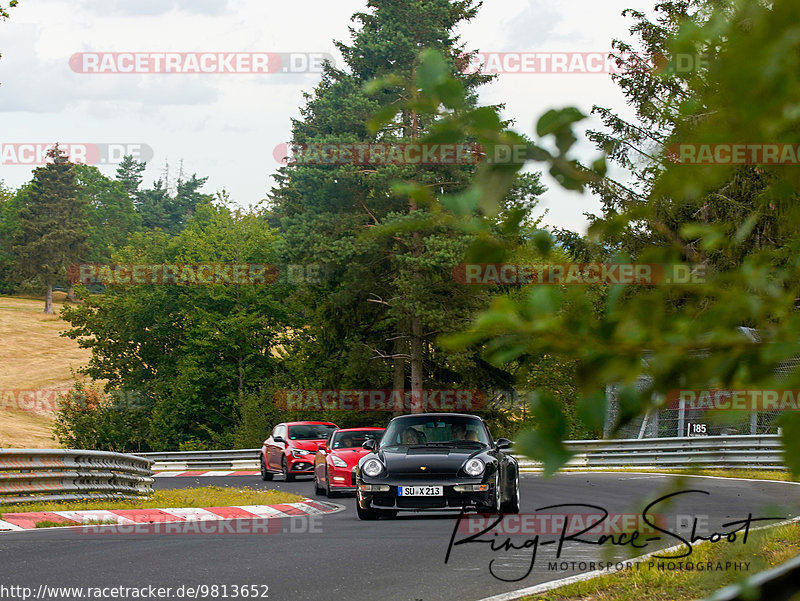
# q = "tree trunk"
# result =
<box><xmin>44</xmin><ymin>283</ymin><xmax>53</xmax><ymax>314</ymax></box>
<box><xmin>66</xmin><ymin>284</ymin><xmax>77</xmax><ymax>303</ymax></box>
<box><xmin>407</xmin><ymin>108</ymin><xmax>424</xmax><ymax>413</ymax></box>
<box><xmin>410</xmin><ymin>317</ymin><xmax>423</xmax><ymax>413</ymax></box>
<box><xmin>393</xmin><ymin>337</ymin><xmax>405</xmax><ymax>416</ymax></box>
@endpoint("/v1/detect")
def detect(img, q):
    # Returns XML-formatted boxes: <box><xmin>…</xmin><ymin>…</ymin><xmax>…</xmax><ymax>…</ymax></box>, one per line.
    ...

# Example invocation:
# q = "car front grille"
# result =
<box><xmin>370</xmin><ymin>486</ymin><xmax>490</xmax><ymax>509</ymax></box>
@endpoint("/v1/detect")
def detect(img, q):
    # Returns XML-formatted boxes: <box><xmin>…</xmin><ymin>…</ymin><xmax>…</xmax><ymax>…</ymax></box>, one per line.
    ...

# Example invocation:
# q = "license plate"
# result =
<box><xmin>398</xmin><ymin>486</ymin><xmax>443</xmax><ymax>496</ymax></box>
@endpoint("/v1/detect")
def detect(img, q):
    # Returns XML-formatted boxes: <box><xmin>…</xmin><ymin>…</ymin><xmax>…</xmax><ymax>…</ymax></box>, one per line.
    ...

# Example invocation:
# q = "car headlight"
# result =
<box><xmin>362</xmin><ymin>458</ymin><xmax>384</xmax><ymax>477</ymax></box>
<box><xmin>292</xmin><ymin>449</ymin><xmax>313</xmax><ymax>458</ymax></box>
<box><xmin>464</xmin><ymin>458</ymin><xmax>485</xmax><ymax>477</ymax></box>
<box><xmin>331</xmin><ymin>455</ymin><xmax>347</xmax><ymax>468</ymax></box>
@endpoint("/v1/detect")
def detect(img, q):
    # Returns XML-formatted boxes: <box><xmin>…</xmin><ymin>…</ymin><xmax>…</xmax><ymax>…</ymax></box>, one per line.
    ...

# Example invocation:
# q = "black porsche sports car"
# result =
<box><xmin>355</xmin><ymin>413</ymin><xmax>520</xmax><ymax>520</ymax></box>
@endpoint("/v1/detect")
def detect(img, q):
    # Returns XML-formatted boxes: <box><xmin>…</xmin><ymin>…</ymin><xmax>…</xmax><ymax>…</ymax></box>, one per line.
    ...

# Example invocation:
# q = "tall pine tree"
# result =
<box><xmin>12</xmin><ymin>146</ymin><xmax>88</xmax><ymax>313</ymax></box>
<box><xmin>115</xmin><ymin>155</ymin><xmax>146</xmax><ymax>201</ymax></box>
<box><xmin>582</xmin><ymin>1</ymin><xmax>784</xmax><ymax>270</ymax></box>
<box><xmin>269</xmin><ymin>0</ymin><xmax>543</xmax><ymax>408</ymax></box>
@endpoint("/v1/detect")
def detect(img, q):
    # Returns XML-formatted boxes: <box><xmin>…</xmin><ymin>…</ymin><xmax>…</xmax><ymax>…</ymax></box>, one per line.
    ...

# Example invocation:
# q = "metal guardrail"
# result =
<box><xmin>138</xmin><ymin>434</ymin><xmax>786</xmax><ymax>472</ymax></box>
<box><xmin>523</xmin><ymin>434</ymin><xmax>786</xmax><ymax>472</ymax></box>
<box><xmin>138</xmin><ymin>450</ymin><xmax>259</xmax><ymax>462</ymax></box>
<box><xmin>703</xmin><ymin>552</ymin><xmax>800</xmax><ymax>601</ymax></box>
<box><xmin>0</xmin><ymin>449</ymin><xmax>155</xmax><ymax>505</ymax></box>
<box><xmin>136</xmin><ymin>449</ymin><xmax>261</xmax><ymax>471</ymax></box>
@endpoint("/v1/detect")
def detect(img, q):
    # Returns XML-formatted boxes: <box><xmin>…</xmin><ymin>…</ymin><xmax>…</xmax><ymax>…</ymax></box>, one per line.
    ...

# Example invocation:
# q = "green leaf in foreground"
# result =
<box><xmin>779</xmin><ymin>413</ymin><xmax>800</xmax><ymax>477</ymax></box>
<box><xmin>536</xmin><ymin>107</ymin><xmax>586</xmax><ymax>137</ymax></box>
<box><xmin>515</xmin><ymin>392</ymin><xmax>574</xmax><ymax>477</ymax></box>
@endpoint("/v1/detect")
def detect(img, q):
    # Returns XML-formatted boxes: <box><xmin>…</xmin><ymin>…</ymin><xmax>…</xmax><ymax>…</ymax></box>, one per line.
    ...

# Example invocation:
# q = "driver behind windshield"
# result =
<box><xmin>401</xmin><ymin>427</ymin><xmax>421</xmax><ymax>445</ymax></box>
<box><xmin>452</xmin><ymin>422</ymin><xmax>479</xmax><ymax>442</ymax></box>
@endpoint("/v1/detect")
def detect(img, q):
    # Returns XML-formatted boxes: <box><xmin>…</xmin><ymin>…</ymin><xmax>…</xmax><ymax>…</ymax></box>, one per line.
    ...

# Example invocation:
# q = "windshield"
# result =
<box><xmin>288</xmin><ymin>424</ymin><xmax>337</xmax><ymax>440</ymax></box>
<box><xmin>330</xmin><ymin>429</ymin><xmax>383</xmax><ymax>450</ymax></box>
<box><xmin>380</xmin><ymin>416</ymin><xmax>490</xmax><ymax>448</ymax></box>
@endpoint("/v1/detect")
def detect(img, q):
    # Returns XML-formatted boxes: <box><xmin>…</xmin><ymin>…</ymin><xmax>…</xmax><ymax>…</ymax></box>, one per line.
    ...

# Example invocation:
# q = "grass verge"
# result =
<box><xmin>35</xmin><ymin>519</ymin><xmax>117</xmax><ymax>528</ymax></box>
<box><xmin>523</xmin><ymin>521</ymin><xmax>800</xmax><ymax>601</ymax></box>
<box><xmin>0</xmin><ymin>485</ymin><xmax>304</xmax><ymax>517</ymax></box>
<box><xmin>671</xmin><ymin>469</ymin><xmax>799</xmax><ymax>482</ymax></box>
<box><xmin>0</xmin><ymin>294</ymin><xmax>97</xmax><ymax>448</ymax></box>
<box><xmin>554</xmin><ymin>469</ymin><xmax>799</xmax><ymax>482</ymax></box>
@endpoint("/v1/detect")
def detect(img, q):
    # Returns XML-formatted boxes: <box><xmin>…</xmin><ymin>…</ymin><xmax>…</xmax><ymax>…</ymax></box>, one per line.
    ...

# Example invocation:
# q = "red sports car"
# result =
<box><xmin>314</xmin><ymin>427</ymin><xmax>384</xmax><ymax>496</ymax></box>
<box><xmin>261</xmin><ymin>421</ymin><xmax>338</xmax><ymax>481</ymax></box>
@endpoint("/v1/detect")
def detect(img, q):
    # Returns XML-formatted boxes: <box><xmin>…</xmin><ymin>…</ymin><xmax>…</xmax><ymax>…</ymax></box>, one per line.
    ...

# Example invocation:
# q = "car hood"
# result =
<box><xmin>329</xmin><ymin>448</ymin><xmax>369</xmax><ymax>467</ymax></box>
<box><xmin>374</xmin><ymin>446</ymin><xmax>488</xmax><ymax>475</ymax></box>
<box><xmin>291</xmin><ymin>440</ymin><xmax>326</xmax><ymax>452</ymax></box>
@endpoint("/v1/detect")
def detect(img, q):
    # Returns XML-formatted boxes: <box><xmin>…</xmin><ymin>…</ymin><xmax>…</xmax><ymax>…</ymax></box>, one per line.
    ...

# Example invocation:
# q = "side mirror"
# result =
<box><xmin>495</xmin><ymin>438</ymin><xmax>512</xmax><ymax>450</ymax></box>
<box><xmin>273</xmin><ymin>435</ymin><xmax>284</xmax><ymax>443</ymax></box>
<box><xmin>319</xmin><ymin>442</ymin><xmax>327</xmax><ymax>451</ymax></box>
<box><xmin>362</xmin><ymin>439</ymin><xmax>377</xmax><ymax>451</ymax></box>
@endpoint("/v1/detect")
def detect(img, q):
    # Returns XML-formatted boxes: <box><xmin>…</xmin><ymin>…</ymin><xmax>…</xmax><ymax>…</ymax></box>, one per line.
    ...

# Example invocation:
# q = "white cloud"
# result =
<box><xmin>0</xmin><ymin>25</ymin><xmax>220</xmax><ymax>112</ymax></box>
<box><xmin>81</xmin><ymin>0</ymin><xmax>231</xmax><ymax>17</ymax></box>
<box><xmin>0</xmin><ymin>0</ymin><xmax>654</xmax><ymax>233</ymax></box>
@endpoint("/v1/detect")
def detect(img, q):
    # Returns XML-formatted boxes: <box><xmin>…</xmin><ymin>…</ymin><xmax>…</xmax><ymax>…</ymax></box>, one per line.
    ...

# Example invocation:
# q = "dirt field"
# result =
<box><xmin>0</xmin><ymin>294</ymin><xmax>96</xmax><ymax>448</ymax></box>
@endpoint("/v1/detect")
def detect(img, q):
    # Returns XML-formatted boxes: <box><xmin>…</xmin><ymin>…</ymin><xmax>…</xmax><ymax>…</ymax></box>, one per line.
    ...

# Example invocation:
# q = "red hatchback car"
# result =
<box><xmin>313</xmin><ymin>427</ymin><xmax>384</xmax><ymax>496</ymax></box>
<box><xmin>261</xmin><ymin>421</ymin><xmax>338</xmax><ymax>481</ymax></box>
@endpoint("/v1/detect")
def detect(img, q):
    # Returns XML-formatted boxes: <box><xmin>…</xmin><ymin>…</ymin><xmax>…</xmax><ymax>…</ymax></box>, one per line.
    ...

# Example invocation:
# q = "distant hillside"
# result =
<box><xmin>0</xmin><ymin>294</ymin><xmax>96</xmax><ymax>448</ymax></box>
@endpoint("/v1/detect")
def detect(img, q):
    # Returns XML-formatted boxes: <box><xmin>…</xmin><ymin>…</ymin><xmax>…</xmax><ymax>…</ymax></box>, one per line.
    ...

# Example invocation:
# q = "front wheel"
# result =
<box><xmin>260</xmin><ymin>457</ymin><xmax>273</xmax><ymax>481</ymax></box>
<box><xmin>282</xmin><ymin>457</ymin><xmax>295</xmax><ymax>482</ymax></box>
<box><xmin>476</xmin><ymin>482</ymin><xmax>501</xmax><ymax>514</ymax></box>
<box><xmin>356</xmin><ymin>505</ymin><xmax>397</xmax><ymax>520</ymax></box>
<box><xmin>356</xmin><ymin>501</ymin><xmax>380</xmax><ymax>520</ymax></box>
<box><xmin>324</xmin><ymin>470</ymin><xmax>336</xmax><ymax>498</ymax></box>
<box><xmin>500</xmin><ymin>470</ymin><xmax>520</xmax><ymax>514</ymax></box>
<box><xmin>313</xmin><ymin>472</ymin><xmax>325</xmax><ymax>496</ymax></box>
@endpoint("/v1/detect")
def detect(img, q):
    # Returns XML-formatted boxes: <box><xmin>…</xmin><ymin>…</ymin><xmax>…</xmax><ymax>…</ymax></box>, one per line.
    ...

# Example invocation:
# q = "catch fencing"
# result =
<box><xmin>606</xmin><ymin>327</ymin><xmax>799</xmax><ymax>439</ymax></box>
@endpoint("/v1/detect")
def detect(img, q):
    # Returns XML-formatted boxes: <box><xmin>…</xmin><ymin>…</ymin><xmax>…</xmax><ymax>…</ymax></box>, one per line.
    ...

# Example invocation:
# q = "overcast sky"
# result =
<box><xmin>0</xmin><ymin>0</ymin><xmax>649</xmax><ymax>233</ymax></box>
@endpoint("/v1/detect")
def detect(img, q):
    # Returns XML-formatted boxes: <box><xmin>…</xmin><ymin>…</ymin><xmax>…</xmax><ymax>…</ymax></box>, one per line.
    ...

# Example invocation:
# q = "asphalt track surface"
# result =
<box><xmin>1</xmin><ymin>473</ymin><xmax>798</xmax><ymax>601</ymax></box>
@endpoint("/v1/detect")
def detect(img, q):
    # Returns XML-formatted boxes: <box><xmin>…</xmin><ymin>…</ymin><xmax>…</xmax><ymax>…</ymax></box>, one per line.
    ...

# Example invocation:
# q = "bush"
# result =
<box><xmin>54</xmin><ymin>383</ymin><xmax>152</xmax><ymax>452</ymax></box>
<box><xmin>232</xmin><ymin>386</ymin><xmax>289</xmax><ymax>449</ymax></box>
